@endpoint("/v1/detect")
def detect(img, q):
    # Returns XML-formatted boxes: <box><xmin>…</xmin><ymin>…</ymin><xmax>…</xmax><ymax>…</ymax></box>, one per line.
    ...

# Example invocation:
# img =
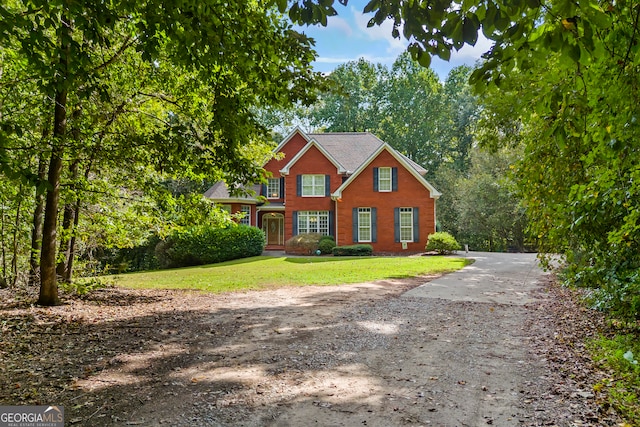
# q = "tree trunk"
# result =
<box><xmin>56</xmin><ymin>200</ymin><xmax>75</xmax><ymax>282</ymax></box>
<box><xmin>10</xmin><ymin>185</ymin><xmax>23</xmax><ymax>287</ymax></box>
<box><xmin>0</xmin><ymin>204</ymin><xmax>6</xmax><ymax>289</ymax></box>
<box><xmin>38</xmin><ymin>146</ymin><xmax>64</xmax><ymax>306</ymax></box>
<box><xmin>63</xmin><ymin>198</ymin><xmax>81</xmax><ymax>283</ymax></box>
<box><xmin>38</xmin><ymin>11</ymin><xmax>70</xmax><ymax>306</ymax></box>
<box><xmin>56</xmin><ymin>160</ymin><xmax>78</xmax><ymax>283</ymax></box>
<box><xmin>29</xmin><ymin>155</ymin><xmax>48</xmax><ymax>286</ymax></box>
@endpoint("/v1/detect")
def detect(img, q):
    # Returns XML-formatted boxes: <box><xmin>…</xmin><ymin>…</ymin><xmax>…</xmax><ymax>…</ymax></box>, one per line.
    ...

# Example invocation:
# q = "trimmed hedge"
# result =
<box><xmin>332</xmin><ymin>244</ymin><xmax>373</xmax><ymax>256</ymax></box>
<box><xmin>425</xmin><ymin>232</ymin><xmax>461</xmax><ymax>255</ymax></box>
<box><xmin>156</xmin><ymin>225</ymin><xmax>265</xmax><ymax>269</ymax></box>
<box><xmin>318</xmin><ymin>235</ymin><xmax>336</xmax><ymax>254</ymax></box>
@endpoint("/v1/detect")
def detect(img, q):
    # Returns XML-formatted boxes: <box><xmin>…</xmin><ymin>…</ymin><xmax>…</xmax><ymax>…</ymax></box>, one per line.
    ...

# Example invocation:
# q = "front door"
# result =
<box><xmin>263</xmin><ymin>214</ymin><xmax>284</xmax><ymax>246</ymax></box>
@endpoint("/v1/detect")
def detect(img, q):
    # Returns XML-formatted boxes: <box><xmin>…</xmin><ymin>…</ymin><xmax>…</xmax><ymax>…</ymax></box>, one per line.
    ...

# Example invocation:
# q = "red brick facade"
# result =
<box><xmin>336</xmin><ymin>150</ymin><xmax>436</xmax><ymax>252</ymax></box>
<box><xmin>209</xmin><ymin>129</ymin><xmax>440</xmax><ymax>254</ymax></box>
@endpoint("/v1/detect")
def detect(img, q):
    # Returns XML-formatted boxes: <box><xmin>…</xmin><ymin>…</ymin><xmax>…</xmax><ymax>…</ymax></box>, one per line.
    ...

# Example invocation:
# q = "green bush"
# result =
<box><xmin>332</xmin><ymin>244</ymin><xmax>373</xmax><ymax>256</ymax></box>
<box><xmin>426</xmin><ymin>232</ymin><xmax>461</xmax><ymax>255</ymax></box>
<box><xmin>563</xmin><ymin>246</ymin><xmax>640</xmax><ymax>321</ymax></box>
<box><xmin>318</xmin><ymin>235</ymin><xmax>336</xmax><ymax>254</ymax></box>
<box><xmin>60</xmin><ymin>278</ymin><xmax>110</xmax><ymax>296</ymax></box>
<box><xmin>156</xmin><ymin>225</ymin><xmax>265</xmax><ymax>269</ymax></box>
<box><xmin>285</xmin><ymin>233</ymin><xmax>324</xmax><ymax>255</ymax></box>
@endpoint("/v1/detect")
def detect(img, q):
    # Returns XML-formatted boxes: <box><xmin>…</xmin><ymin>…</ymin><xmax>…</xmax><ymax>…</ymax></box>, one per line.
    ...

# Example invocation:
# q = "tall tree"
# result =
<box><xmin>441</xmin><ymin>66</ymin><xmax>479</xmax><ymax>173</ymax></box>
<box><xmin>310</xmin><ymin>58</ymin><xmax>384</xmax><ymax>132</ymax></box>
<box><xmin>377</xmin><ymin>53</ymin><xmax>445</xmax><ymax>175</ymax></box>
<box><xmin>0</xmin><ymin>1</ymin><xmax>325</xmax><ymax>305</ymax></box>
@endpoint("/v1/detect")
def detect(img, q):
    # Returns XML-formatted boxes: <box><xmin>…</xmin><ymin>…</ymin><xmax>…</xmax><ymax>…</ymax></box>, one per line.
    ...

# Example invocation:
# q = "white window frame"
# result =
<box><xmin>267</xmin><ymin>178</ymin><xmax>280</xmax><ymax>199</ymax></box>
<box><xmin>219</xmin><ymin>204</ymin><xmax>232</xmax><ymax>214</ymax></box>
<box><xmin>399</xmin><ymin>207</ymin><xmax>413</xmax><ymax>242</ymax></box>
<box><xmin>378</xmin><ymin>167</ymin><xmax>392</xmax><ymax>192</ymax></box>
<box><xmin>240</xmin><ymin>205</ymin><xmax>251</xmax><ymax>225</ymax></box>
<box><xmin>358</xmin><ymin>208</ymin><xmax>372</xmax><ymax>242</ymax></box>
<box><xmin>298</xmin><ymin>211</ymin><xmax>330</xmax><ymax>235</ymax></box>
<box><xmin>302</xmin><ymin>174</ymin><xmax>325</xmax><ymax>197</ymax></box>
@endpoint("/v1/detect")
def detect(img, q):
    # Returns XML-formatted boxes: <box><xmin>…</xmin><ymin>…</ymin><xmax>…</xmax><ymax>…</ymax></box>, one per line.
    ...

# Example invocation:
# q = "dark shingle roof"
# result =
<box><xmin>308</xmin><ymin>132</ymin><xmax>427</xmax><ymax>175</ymax></box>
<box><xmin>308</xmin><ymin>132</ymin><xmax>383</xmax><ymax>174</ymax></box>
<box><xmin>203</xmin><ymin>182</ymin><xmax>261</xmax><ymax>201</ymax></box>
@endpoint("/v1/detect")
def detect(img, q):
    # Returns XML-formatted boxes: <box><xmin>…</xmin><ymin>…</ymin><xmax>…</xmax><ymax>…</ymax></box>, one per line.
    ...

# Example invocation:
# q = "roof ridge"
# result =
<box><xmin>309</xmin><ymin>132</ymin><xmax>370</xmax><ymax>135</ymax></box>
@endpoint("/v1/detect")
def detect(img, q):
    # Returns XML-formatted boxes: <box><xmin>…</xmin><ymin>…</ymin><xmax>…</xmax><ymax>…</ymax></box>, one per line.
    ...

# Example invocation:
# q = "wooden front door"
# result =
<box><xmin>263</xmin><ymin>214</ymin><xmax>284</xmax><ymax>245</ymax></box>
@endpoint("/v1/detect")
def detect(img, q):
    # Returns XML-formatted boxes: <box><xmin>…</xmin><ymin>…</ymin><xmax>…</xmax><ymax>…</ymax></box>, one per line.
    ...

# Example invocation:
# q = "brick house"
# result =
<box><xmin>204</xmin><ymin>128</ymin><xmax>440</xmax><ymax>253</ymax></box>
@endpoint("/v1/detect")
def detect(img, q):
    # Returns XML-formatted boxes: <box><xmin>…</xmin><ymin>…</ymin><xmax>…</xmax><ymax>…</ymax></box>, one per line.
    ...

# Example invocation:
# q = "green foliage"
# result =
<box><xmin>472</xmin><ymin>1</ymin><xmax>640</xmax><ymax>319</ymax></box>
<box><xmin>591</xmin><ymin>334</ymin><xmax>640</xmax><ymax>425</ymax></box>
<box><xmin>561</xmin><ymin>246</ymin><xmax>640</xmax><ymax>322</ymax></box>
<box><xmin>425</xmin><ymin>232</ymin><xmax>461</xmax><ymax>255</ymax></box>
<box><xmin>156</xmin><ymin>225</ymin><xmax>265</xmax><ymax>269</ymax></box>
<box><xmin>97</xmin><ymin>236</ymin><xmax>162</xmax><ymax>274</ymax></box>
<box><xmin>285</xmin><ymin>233</ymin><xmax>324</xmax><ymax>255</ymax></box>
<box><xmin>0</xmin><ymin>0</ymin><xmax>326</xmax><ymax>297</ymax></box>
<box><xmin>306</xmin><ymin>56</ymin><xmax>477</xmax><ymax>179</ymax></box>
<box><xmin>318</xmin><ymin>235</ymin><xmax>336</xmax><ymax>254</ymax></box>
<box><xmin>59</xmin><ymin>278</ymin><xmax>110</xmax><ymax>296</ymax></box>
<box><xmin>332</xmin><ymin>244</ymin><xmax>373</xmax><ymax>256</ymax></box>
<box><xmin>433</xmin><ymin>147</ymin><xmax>530</xmax><ymax>252</ymax></box>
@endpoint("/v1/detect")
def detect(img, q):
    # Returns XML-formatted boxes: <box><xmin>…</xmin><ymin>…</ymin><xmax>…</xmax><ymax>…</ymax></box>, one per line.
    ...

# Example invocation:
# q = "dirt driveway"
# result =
<box><xmin>0</xmin><ymin>252</ymin><xmax>619</xmax><ymax>426</ymax></box>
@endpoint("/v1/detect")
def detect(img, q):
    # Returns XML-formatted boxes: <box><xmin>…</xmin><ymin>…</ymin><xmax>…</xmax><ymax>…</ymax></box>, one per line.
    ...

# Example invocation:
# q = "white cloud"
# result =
<box><xmin>320</xmin><ymin>16</ymin><xmax>354</xmax><ymax>37</ymax></box>
<box><xmin>450</xmin><ymin>33</ymin><xmax>492</xmax><ymax>62</ymax></box>
<box><xmin>350</xmin><ymin>6</ymin><xmax>408</xmax><ymax>55</ymax></box>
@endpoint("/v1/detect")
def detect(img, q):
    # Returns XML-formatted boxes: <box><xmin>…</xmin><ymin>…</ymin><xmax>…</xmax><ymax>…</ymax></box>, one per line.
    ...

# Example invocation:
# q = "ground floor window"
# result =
<box><xmin>298</xmin><ymin>210</ymin><xmax>329</xmax><ymax>235</ymax></box>
<box><xmin>358</xmin><ymin>208</ymin><xmax>372</xmax><ymax>242</ymax></box>
<box><xmin>240</xmin><ymin>205</ymin><xmax>251</xmax><ymax>225</ymax></box>
<box><xmin>399</xmin><ymin>207</ymin><xmax>414</xmax><ymax>242</ymax></box>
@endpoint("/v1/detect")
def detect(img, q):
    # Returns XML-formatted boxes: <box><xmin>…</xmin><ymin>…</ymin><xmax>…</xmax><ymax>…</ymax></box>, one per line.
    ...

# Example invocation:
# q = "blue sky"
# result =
<box><xmin>295</xmin><ymin>0</ymin><xmax>492</xmax><ymax>80</ymax></box>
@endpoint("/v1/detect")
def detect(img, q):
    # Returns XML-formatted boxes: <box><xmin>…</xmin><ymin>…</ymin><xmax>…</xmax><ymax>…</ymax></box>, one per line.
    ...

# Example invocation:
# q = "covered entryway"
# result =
<box><xmin>262</xmin><ymin>213</ymin><xmax>284</xmax><ymax>246</ymax></box>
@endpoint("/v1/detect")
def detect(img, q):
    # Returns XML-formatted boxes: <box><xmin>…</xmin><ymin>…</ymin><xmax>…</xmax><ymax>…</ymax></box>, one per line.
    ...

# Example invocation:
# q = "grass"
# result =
<box><xmin>101</xmin><ymin>255</ymin><xmax>472</xmax><ymax>293</ymax></box>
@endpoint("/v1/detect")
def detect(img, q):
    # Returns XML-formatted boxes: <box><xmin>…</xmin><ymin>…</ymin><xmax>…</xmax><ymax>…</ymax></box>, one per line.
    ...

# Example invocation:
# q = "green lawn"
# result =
<box><xmin>105</xmin><ymin>255</ymin><xmax>472</xmax><ymax>293</ymax></box>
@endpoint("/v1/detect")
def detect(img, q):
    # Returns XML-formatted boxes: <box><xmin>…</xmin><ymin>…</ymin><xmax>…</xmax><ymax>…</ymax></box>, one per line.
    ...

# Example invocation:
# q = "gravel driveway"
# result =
<box><xmin>5</xmin><ymin>251</ymin><xmax>612</xmax><ymax>426</ymax></box>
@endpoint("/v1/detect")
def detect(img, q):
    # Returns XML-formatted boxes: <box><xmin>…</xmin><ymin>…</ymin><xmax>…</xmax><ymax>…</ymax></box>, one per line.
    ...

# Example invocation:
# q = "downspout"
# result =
<box><xmin>334</xmin><ymin>198</ymin><xmax>339</xmax><ymax>246</ymax></box>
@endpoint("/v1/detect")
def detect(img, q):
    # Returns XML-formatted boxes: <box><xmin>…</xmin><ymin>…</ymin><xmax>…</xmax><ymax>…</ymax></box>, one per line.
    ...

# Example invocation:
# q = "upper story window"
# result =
<box><xmin>219</xmin><ymin>204</ymin><xmax>232</xmax><ymax>214</ymax></box>
<box><xmin>374</xmin><ymin>167</ymin><xmax>397</xmax><ymax>192</ymax></box>
<box><xmin>302</xmin><ymin>174</ymin><xmax>325</xmax><ymax>197</ymax></box>
<box><xmin>267</xmin><ymin>178</ymin><xmax>281</xmax><ymax>199</ymax></box>
<box><xmin>378</xmin><ymin>167</ymin><xmax>392</xmax><ymax>192</ymax></box>
<box><xmin>240</xmin><ymin>205</ymin><xmax>251</xmax><ymax>225</ymax></box>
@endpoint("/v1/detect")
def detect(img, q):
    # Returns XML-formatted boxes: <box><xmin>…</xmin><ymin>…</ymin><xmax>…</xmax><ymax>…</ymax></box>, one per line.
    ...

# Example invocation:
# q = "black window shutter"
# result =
<box><xmin>280</xmin><ymin>177</ymin><xmax>285</xmax><ymax>198</ymax></box>
<box><xmin>392</xmin><ymin>167</ymin><xmax>398</xmax><ymax>192</ymax></box>
<box><xmin>413</xmin><ymin>207</ymin><xmax>420</xmax><ymax>242</ymax></box>
<box><xmin>261</xmin><ymin>183</ymin><xmax>267</xmax><ymax>197</ymax></box>
<box><xmin>296</xmin><ymin>175</ymin><xmax>301</xmax><ymax>197</ymax></box>
<box><xmin>293</xmin><ymin>211</ymin><xmax>298</xmax><ymax>235</ymax></box>
<box><xmin>325</xmin><ymin>175</ymin><xmax>331</xmax><ymax>197</ymax></box>
<box><xmin>352</xmin><ymin>208</ymin><xmax>358</xmax><ymax>242</ymax></box>
<box><xmin>373</xmin><ymin>167</ymin><xmax>379</xmax><ymax>192</ymax></box>
<box><xmin>394</xmin><ymin>208</ymin><xmax>400</xmax><ymax>242</ymax></box>
<box><xmin>371</xmin><ymin>208</ymin><xmax>377</xmax><ymax>243</ymax></box>
<box><xmin>329</xmin><ymin>211</ymin><xmax>335</xmax><ymax>236</ymax></box>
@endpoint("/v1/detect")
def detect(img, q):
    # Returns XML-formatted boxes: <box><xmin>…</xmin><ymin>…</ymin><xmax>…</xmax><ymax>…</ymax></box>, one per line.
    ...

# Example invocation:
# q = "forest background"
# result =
<box><xmin>0</xmin><ymin>0</ymin><xmax>638</xmax><ymax>323</ymax></box>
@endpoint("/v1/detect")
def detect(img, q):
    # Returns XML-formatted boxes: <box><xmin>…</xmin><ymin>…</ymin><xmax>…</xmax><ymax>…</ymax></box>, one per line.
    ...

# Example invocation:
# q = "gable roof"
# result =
<box><xmin>332</xmin><ymin>144</ymin><xmax>441</xmax><ymax>200</ymax></box>
<box><xmin>308</xmin><ymin>132</ymin><xmax>384</xmax><ymax>174</ymax></box>
<box><xmin>279</xmin><ymin>138</ymin><xmax>347</xmax><ymax>175</ymax></box>
<box><xmin>279</xmin><ymin>130</ymin><xmax>428</xmax><ymax>176</ymax></box>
